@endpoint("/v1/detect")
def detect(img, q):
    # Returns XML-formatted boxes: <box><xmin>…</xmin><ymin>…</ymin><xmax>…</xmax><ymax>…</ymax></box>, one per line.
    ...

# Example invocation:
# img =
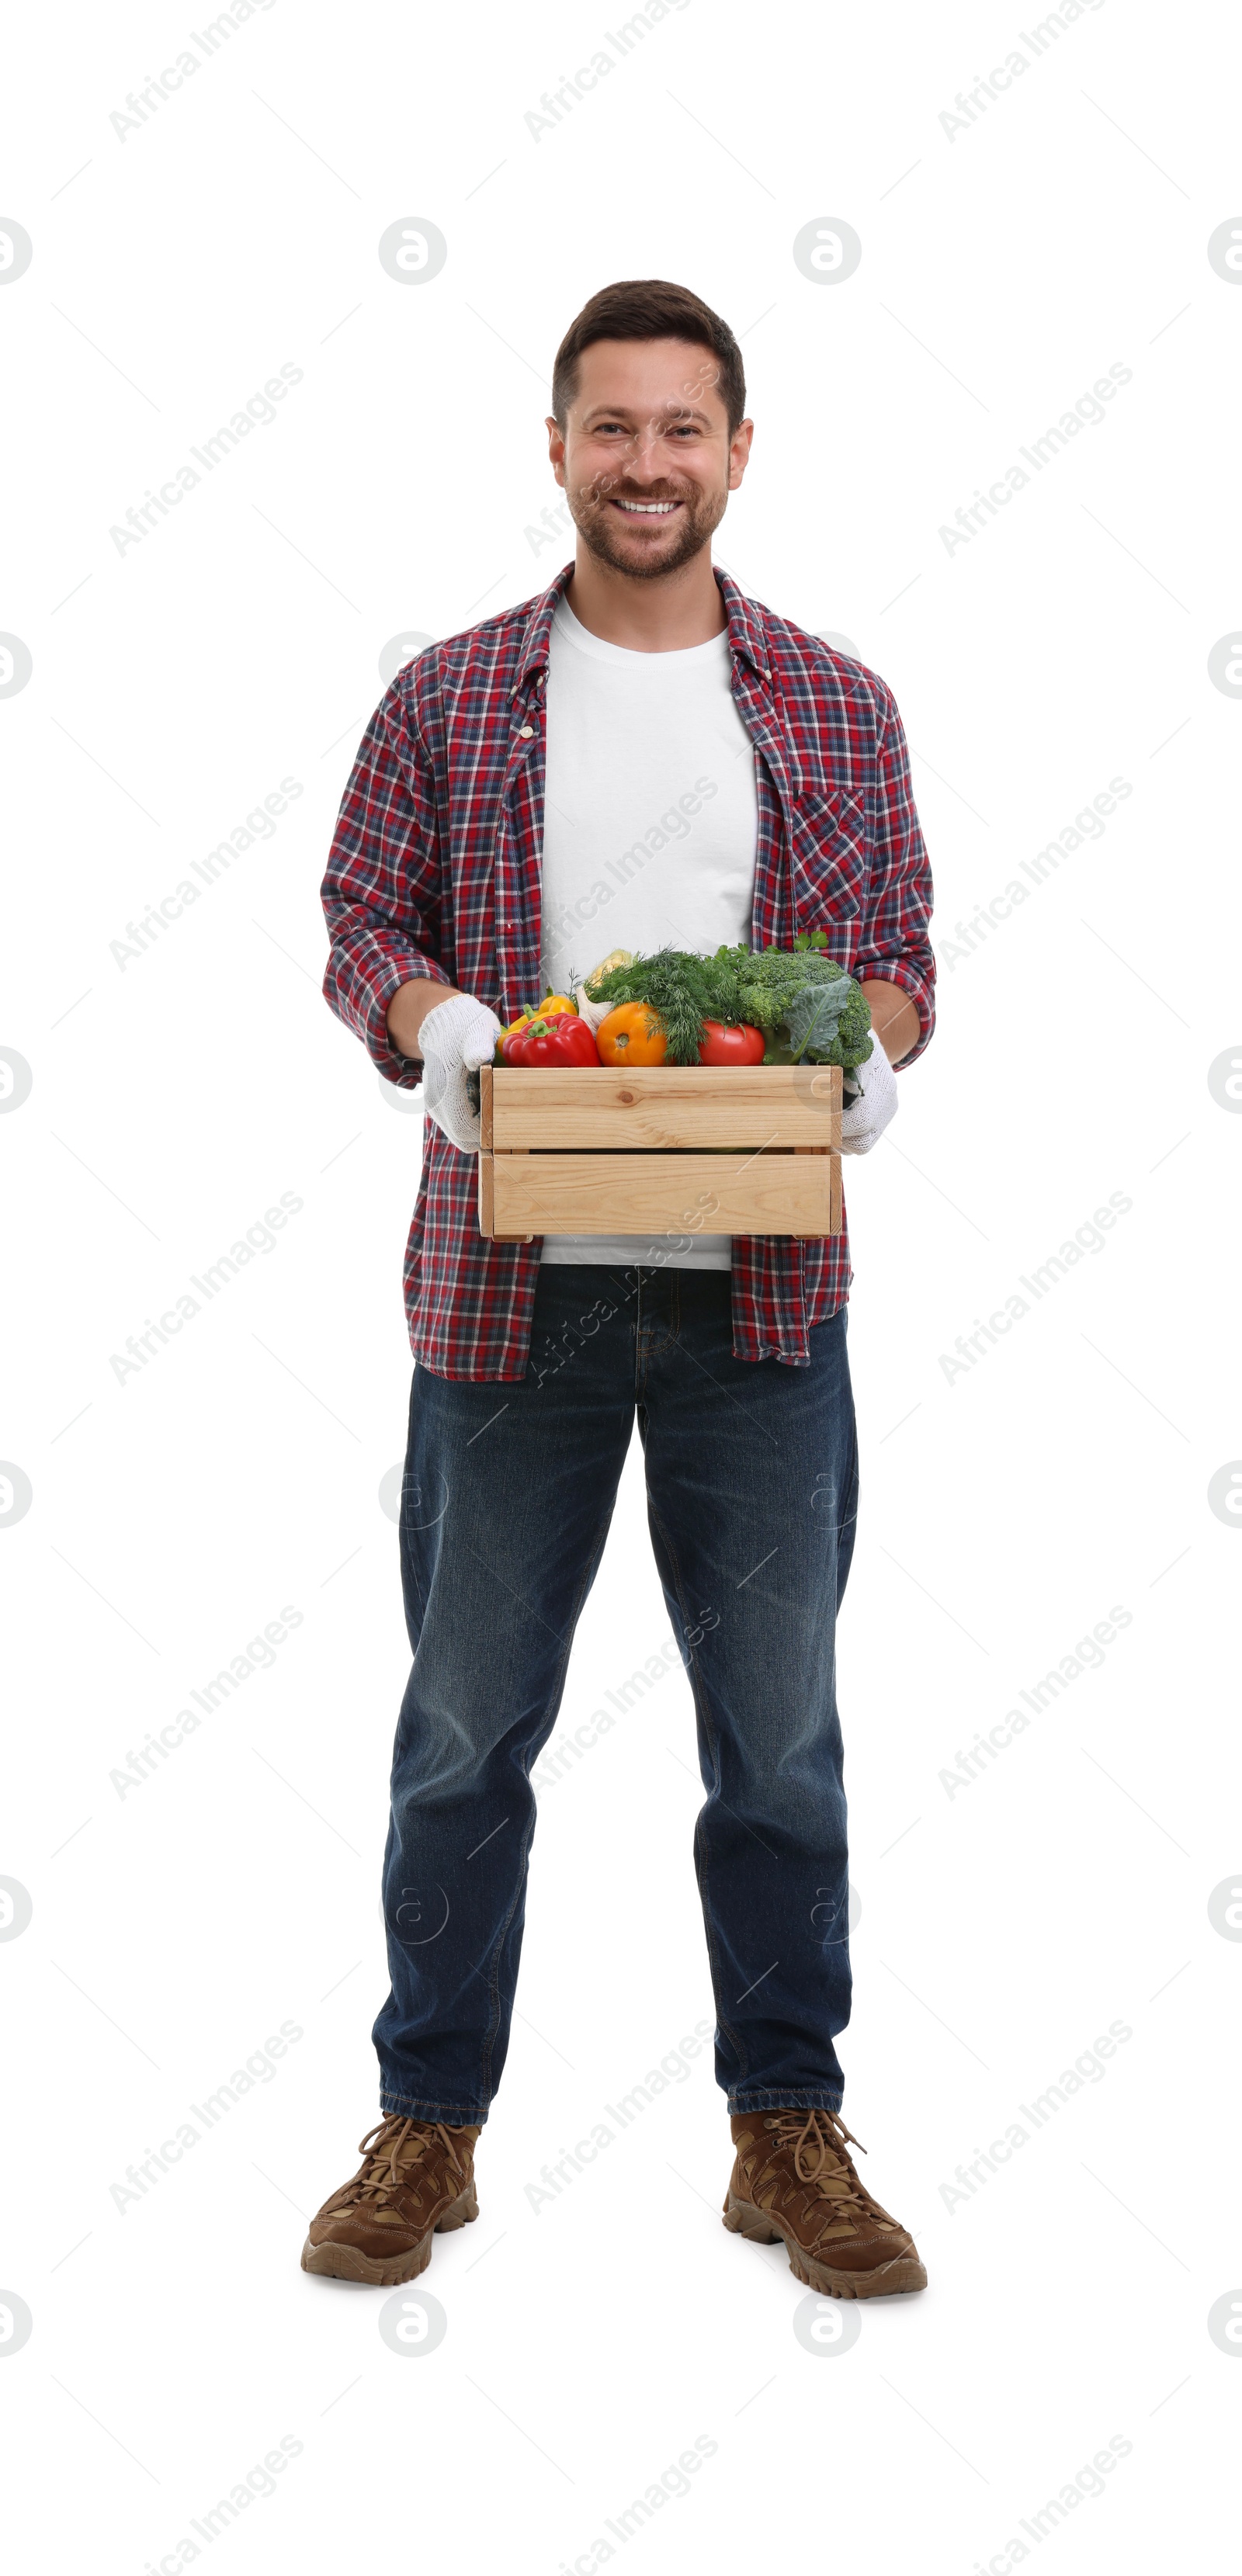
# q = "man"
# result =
<box><xmin>306</xmin><ymin>279</ymin><xmax>934</xmax><ymax>2301</ymax></box>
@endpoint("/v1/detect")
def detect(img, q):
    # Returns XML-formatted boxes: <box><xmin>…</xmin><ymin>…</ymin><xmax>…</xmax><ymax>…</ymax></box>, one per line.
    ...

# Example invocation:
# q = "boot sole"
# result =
<box><xmin>300</xmin><ymin>2181</ymin><xmax>478</xmax><ymax>2285</ymax></box>
<box><xmin>723</xmin><ymin>2187</ymin><xmax>927</xmax><ymax>2300</ymax></box>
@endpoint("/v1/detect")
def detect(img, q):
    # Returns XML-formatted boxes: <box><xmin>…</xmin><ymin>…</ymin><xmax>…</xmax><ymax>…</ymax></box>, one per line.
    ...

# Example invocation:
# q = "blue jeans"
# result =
<box><xmin>375</xmin><ymin>1263</ymin><xmax>859</xmax><ymax>2121</ymax></box>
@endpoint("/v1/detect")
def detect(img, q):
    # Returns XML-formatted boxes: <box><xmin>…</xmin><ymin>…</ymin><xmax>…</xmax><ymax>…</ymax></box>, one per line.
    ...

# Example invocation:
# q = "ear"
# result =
<box><xmin>546</xmin><ymin>414</ymin><xmax>567</xmax><ymax>485</ymax></box>
<box><xmin>727</xmin><ymin>418</ymin><xmax>755</xmax><ymax>492</ymax></box>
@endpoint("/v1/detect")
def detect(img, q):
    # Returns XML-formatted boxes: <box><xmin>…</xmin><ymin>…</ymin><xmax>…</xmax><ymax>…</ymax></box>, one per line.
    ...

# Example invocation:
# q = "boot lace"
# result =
<box><xmin>335</xmin><ymin>2115</ymin><xmax>463</xmax><ymax>2211</ymax></box>
<box><xmin>763</xmin><ymin>2107</ymin><xmax>877</xmax><ymax>2219</ymax></box>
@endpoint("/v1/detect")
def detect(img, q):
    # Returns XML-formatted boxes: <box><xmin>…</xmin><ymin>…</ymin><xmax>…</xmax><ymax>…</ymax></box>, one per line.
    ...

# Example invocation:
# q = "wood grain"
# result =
<box><xmin>490</xmin><ymin>1062</ymin><xmax>841</xmax><ymax>1149</ymax></box>
<box><xmin>488</xmin><ymin>1151</ymin><xmax>841</xmax><ymax>1236</ymax></box>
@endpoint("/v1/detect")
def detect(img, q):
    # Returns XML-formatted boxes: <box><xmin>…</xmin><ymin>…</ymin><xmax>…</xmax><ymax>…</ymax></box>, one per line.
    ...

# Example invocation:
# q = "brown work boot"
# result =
<box><xmin>301</xmin><ymin>2113</ymin><xmax>480</xmax><ymax>2285</ymax></box>
<box><xmin>723</xmin><ymin>2107</ymin><xmax>927</xmax><ymax>2300</ymax></box>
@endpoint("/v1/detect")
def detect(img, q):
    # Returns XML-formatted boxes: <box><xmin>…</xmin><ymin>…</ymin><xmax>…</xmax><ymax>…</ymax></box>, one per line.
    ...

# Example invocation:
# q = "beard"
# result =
<box><xmin>564</xmin><ymin>471</ymin><xmax>729</xmax><ymax>581</ymax></box>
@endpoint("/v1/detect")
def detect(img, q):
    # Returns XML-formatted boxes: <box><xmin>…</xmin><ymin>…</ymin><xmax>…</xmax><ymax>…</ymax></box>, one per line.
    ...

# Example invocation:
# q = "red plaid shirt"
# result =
<box><xmin>321</xmin><ymin>563</ymin><xmax>935</xmax><ymax>1381</ymax></box>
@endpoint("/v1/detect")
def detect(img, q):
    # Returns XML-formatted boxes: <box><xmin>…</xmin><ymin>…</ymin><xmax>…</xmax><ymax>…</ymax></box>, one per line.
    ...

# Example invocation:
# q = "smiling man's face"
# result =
<box><xmin>547</xmin><ymin>336</ymin><xmax>753</xmax><ymax>582</ymax></box>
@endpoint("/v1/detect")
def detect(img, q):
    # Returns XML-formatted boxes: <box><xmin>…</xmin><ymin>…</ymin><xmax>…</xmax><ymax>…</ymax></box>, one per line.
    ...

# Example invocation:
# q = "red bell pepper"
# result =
<box><xmin>505</xmin><ymin>1013</ymin><xmax>601</xmax><ymax>1068</ymax></box>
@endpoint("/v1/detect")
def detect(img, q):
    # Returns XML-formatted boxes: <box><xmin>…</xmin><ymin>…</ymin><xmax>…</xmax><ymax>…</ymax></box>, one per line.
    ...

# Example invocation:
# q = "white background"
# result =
<box><xmin>2</xmin><ymin>0</ymin><xmax>1240</xmax><ymax>2567</ymax></box>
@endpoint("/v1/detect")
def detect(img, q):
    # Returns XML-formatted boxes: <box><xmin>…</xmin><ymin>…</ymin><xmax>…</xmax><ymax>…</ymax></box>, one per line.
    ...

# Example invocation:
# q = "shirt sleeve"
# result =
<box><xmin>856</xmin><ymin>686</ymin><xmax>936</xmax><ymax>1064</ymax></box>
<box><xmin>320</xmin><ymin>681</ymin><xmax>451</xmax><ymax>1086</ymax></box>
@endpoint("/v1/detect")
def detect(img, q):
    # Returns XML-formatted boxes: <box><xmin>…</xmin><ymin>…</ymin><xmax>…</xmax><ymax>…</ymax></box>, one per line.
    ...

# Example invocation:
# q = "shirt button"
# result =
<box><xmin>518</xmin><ymin>725</ymin><xmax>534</xmax><ymax>738</ymax></box>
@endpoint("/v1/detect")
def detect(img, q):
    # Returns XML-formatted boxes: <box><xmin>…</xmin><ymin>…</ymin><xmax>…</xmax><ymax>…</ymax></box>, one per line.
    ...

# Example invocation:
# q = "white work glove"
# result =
<box><xmin>840</xmin><ymin>1031</ymin><xmax>898</xmax><ymax>1156</ymax></box>
<box><xmin>574</xmin><ymin>980</ymin><xmax>612</xmax><ymax>1035</ymax></box>
<box><xmin>417</xmin><ymin>992</ymin><xmax>502</xmax><ymax>1152</ymax></box>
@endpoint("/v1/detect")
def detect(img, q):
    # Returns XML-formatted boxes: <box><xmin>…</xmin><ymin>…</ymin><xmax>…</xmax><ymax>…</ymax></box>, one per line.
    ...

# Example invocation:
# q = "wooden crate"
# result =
<box><xmin>477</xmin><ymin>1062</ymin><xmax>841</xmax><ymax>1242</ymax></box>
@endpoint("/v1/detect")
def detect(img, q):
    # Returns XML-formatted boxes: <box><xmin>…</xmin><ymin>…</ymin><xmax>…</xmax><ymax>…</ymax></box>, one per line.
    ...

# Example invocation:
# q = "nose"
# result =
<box><xmin>629</xmin><ymin>430</ymin><xmax>663</xmax><ymax>479</ymax></box>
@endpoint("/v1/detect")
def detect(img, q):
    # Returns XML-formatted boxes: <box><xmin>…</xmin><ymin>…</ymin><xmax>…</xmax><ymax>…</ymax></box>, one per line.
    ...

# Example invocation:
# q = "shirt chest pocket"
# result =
<box><xmin>788</xmin><ymin>785</ymin><xmax>870</xmax><ymax>941</ymax></box>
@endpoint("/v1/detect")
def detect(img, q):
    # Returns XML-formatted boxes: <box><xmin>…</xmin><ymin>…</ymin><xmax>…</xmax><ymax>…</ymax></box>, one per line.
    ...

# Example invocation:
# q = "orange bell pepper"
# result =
<box><xmin>596</xmin><ymin>1002</ymin><xmax>668</xmax><ymax>1066</ymax></box>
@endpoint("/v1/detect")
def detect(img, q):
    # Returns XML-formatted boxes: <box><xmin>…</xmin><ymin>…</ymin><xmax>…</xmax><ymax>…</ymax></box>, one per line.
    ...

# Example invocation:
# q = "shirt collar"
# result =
<box><xmin>713</xmin><ymin>566</ymin><xmax>772</xmax><ymax>686</ymax></box>
<box><xmin>512</xmin><ymin>558</ymin><xmax>772</xmax><ymax>693</ymax></box>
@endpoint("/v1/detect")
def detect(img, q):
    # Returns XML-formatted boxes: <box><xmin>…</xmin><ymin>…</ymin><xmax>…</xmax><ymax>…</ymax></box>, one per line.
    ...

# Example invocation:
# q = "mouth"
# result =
<box><xmin>607</xmin><ymin>497</ymin><xmax>684</xmax><ymax>519</ymax></box>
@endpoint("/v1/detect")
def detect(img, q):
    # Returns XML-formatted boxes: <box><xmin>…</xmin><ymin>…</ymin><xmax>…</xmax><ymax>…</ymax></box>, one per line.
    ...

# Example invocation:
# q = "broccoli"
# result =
<box><xmin>705</xmin><ymin>941</ymin><xmax>873</xmax><ymax>1071</ymax></box>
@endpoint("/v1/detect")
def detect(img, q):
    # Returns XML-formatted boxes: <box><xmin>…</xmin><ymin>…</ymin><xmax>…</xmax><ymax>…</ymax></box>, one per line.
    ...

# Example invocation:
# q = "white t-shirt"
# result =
<box><xmin>538</xmin><ymin>595</ymin><xmax>758</xmax><ymax>1270</ymax></box>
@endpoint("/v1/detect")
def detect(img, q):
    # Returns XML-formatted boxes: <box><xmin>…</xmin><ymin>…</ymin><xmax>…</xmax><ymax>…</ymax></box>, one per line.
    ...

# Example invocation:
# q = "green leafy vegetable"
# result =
<box><xmin>703</xmin><ymin>945</ymin><xmax>873</xmax><ymax>1071</ymax></box>
<box><xmin>585</xmin><ymin>939</ymin><xmax>873</xmax><ymax>1071</ymax></box>
<box><xmin>783</xmin><ymin>973</ymin><xmax>856</xmax><ymax>1060</ymax></box>
<box><xmin>584</xmin><ymin>946</ymin><xmax>718</xmax><ymax>1064</ymax></box>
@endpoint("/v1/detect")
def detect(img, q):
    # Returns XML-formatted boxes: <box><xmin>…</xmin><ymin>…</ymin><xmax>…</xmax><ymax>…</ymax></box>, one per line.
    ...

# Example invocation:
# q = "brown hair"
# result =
<box><xmin>552</xmin><ymin>279</ymin><xmax>746</xmax><ymax>433</ymax></box>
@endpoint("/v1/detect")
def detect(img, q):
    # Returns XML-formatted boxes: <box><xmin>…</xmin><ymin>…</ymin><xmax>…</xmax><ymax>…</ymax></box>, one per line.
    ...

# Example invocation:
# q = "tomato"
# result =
<box><xmin>596</xmin><ymin>1003</ymin><xmax>668</xmax><ymax>1066</ymax></box>
<box><xmin>697</xmin><ymin>1019</ymin><xmax>766</xmax><ymax>1066</ymax></box>
<box><xmin>505</xmin><ymin>1014</ymin><xmax>600</xmax><ymax>1068</ymax></box>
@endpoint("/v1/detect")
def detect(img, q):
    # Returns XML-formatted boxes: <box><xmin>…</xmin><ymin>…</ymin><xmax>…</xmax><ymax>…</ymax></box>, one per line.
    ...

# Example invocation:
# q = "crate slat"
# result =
<box><xmin>486</xmin><ymin>1060</ymin><xmax>840</xmax><ymax>1149</ymax></box>
<box><xmin>488</xmin><ymin>1149</ymin><xmax>838</xmax><ymax>1236</ymax></box>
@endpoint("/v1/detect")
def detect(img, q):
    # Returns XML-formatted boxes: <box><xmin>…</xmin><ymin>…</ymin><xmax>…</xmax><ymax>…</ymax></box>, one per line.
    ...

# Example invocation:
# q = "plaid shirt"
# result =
<box><xmin>321</xmin><ymin>563</ymin><xmax>935</xmax><ymax>1382</ymax></box>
